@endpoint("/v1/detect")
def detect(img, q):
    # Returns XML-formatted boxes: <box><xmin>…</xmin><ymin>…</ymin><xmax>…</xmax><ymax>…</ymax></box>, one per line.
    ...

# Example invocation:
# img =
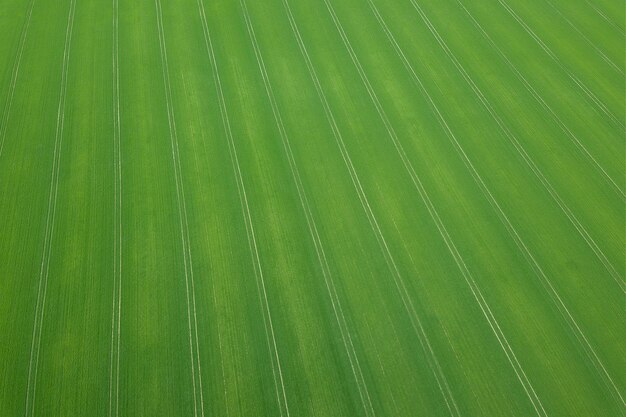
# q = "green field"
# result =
<box><xmin>0</xmin><ymin>0</ymin><xmax>624</xmax><ymax>415</ymax></box>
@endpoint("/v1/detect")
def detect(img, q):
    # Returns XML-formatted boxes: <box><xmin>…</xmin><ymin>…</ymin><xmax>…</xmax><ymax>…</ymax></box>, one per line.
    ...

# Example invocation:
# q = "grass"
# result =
<box><xmin>0</xmin><ymin>0</ymin><xmax>623</xmax><ymax>416</ymax></box>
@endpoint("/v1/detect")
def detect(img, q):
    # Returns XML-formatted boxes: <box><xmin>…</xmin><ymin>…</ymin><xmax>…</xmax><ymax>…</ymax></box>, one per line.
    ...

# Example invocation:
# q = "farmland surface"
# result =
<box><xmin>0</xmin><ymin>0</ymin><xmax>624</xmax><ymax>416</ymax></box>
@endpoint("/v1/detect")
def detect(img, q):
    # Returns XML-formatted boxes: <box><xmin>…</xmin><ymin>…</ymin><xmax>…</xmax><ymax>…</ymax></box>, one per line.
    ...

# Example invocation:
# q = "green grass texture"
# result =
<box><xmin>0</xmin><ymin>0</ymin><xmax>623</xmax><ymax>416</ymax></box>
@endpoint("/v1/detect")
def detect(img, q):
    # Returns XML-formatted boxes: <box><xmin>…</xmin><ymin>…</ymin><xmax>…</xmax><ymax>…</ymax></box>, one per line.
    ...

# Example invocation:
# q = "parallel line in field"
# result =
<box><xmin>456</xmin><ymin>0</ymin><xmax>625</xmax><ymax>202</ymax></box>
<box><xmin>582</xmin><ymin>0</ymin><xmax>624</xmax><ymax>35</ymax></box>
<box><xmin>409</xmin><ymin>0</ymin><xmax>626</xmax><ymax>406</ymax></box>
<box><xmin>422</xmin><ymin>0</ymin><xmax>626</xmax><ymax>289</ymax></box>
<box><xmin>154</xmin><ymin>2</ymin><xmax>205</xmax><ymax>416</ymax></box>
<box><xmin>25</xmin><ymin>0</ymin><xmax>76</xmax><ymax>415</ymax></box>
<box><xmin>238</xmin><ymin>1</ymin><xmax>376</xmax><ymax>415</ymax></box>
<box><xmin>495</xmin><ymin>0</ymin><xmax>624</xmax><ymax>129</ymax></box>
<box><xmin>452</xmin><ymin>0</ymin><xmax>626</xmax><ymax>287</ymax></box>
<box><xmin>195</xmin><ymin>2</ymin><xmax>290</xmax><ymax>416</ymax></box>
<box><xmin>439</xmin><ymin>325</ymin><xmax>489</xmax><ymax>417</ymax></box>
<box><xmin>419</xmin><ymin>0</ymin><xmax>625</xmax><ymax>293</ymax></box>
<box><xmin>192</xmin><ymin>2</ymin><xmax>232</xmax><ymax>416</ymax></box>
<box><xmin>108</xmin><ymin>0</ymin><xmax>122</xmax><ymax>413</ymax></box>
<box><xmin>331</xmin><ymin>0</ymin><xmax>553</xmax><ymax>414</ymax></box>
<box><xmin>544</xmin><ymin>0</ymin><xmax>623</xmax><ymax>75</ymax></box>
<box><xmin>210</xmin><ymin>286</ymin><xmax>230</xmax><ymax>417</ymax></box>
<box><xmin>322</xmin><ymin>0</ymin><xmax>468</xmax><ymax>414</ymax></box>
<box><xmin>367</xmin><ymin>2</ymin><xmax>549</xmax><ymax>415</ymax></box>
<box><xmin>279</xmin><ymin>1</ymin><xmax>461</xmax><ymax>416</ymax></box>
<box><xmin>0</xmin><ymin>0</ymin><xmax>36</xmax><ymax>159</ymax></box>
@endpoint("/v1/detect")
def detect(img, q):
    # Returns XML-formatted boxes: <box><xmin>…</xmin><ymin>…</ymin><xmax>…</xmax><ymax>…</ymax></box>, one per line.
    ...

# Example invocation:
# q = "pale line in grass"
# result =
<box><xmin>153</xmin><ymin>1</ymin><xmax>205</xmax><ymax>416</ymax></box>
<box><xmin>411</xmin><ymin>1</ymin><xmax>626</xmax><ymax>404</ymax></box>
<box><xmin>413</xmin><ymin>0</ymin><xmax>625</xmax><ymax>291</ymax></box>
<box><xmin>543</xmin><ymin>0</ymin><xmax>623</xmax><ymax>75</ymax></box>
<box><xmin>366</xmin><ymin>2</ymin><xmax>550</xmax><ymax>415</ymax></box>
<box><xmin>25</xmin><ymin>0</ymin><xmax>76</xmax><ymax>415</ymax></box>
<box><xmin>454</xmin><ymin>0</ymin><xmax>626</xmax><ymax>286</ymax></box>
<box><xmin>114</xmin><ymin>0</ymin><xmax>123</xmax><ymax>411</ymax></box>
<box><xmin>108</xmin><ymin>0</ymin><xmax>122</xmax><ymax>414</ymax></box>
<box><xmin>211</xmin><ymin>289</ymin><xmax>231</xmax><ymax>417</ymax></box>
<box><xmin>364</xmin><ymin>284</ymin><xmax>427</xmax><ymax>415</ymax></box>
<box><xmin>376</xmin><ymin>0</ymin><xmax>625</xmax><ymax>410</ymax></box>
<box><xmin>455</xmin><ymin>0</ymin><xmax>625</xmax><ymax>202</ymax></box>
<box><xmin>238</xmin><ymin>1</ymin><xmax>376</xmax><ymax>415</ymax></box>
<box><xmin>325</xmin><ymin>0</ymin><xmax>549</xmax><ymax>414</ymax></box>
<box><xmin>582</xmin><ymin>0</ymin><xmax>625</xmax><ymax>36</ymax></box>
<box><xmin>440</xmin><ymin>326</ymin><xmax>488</xmax><ymax>417</ymax></box>
<box><xmin>278</xmin><ymin>1</ymin><xmax>461</xmax><ymax>416</ymax></box>
<box><xmin>495</xmin><ymin>0</ymin><xmax>624</xmax><ymax>129</ymax></box>
<box><xmin>192</xmin><ymin>3</ymin><xmax>234</xmax><ymax>416</ymax></box>
<box><xmin>0</xmin><ymin>0</ymin><xmax>36</xmax><ymax>159</ymax></box>
<box><xmin>320</xmin><ymin>1</ymin><xmax>465</xmax><ymax>415</ymax></box>
<box><xmin>155</xmin><ymin>1</ymin><xmax>206</xmax><ymax>415</ymax></box>
<box><xmin>194</xmin><ymin>2</ymin><xmax>289</xmax><ymax>416</ymax></box>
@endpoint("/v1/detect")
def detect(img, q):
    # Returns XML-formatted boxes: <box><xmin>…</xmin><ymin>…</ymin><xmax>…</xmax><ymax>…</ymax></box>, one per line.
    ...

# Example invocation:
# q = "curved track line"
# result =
<box><xmin>0</xmin><ymin>0</ymin><xmax>36</xmax><ymax>159</ymax></box>
<box><xmin>410</xmin><ymin>0</ymin><xmax>625</xmax><ymax>405</ymax></box>
<box><xmin>194</xmin><ymin>2</ymin><xmax>289</xmax><ymax>416</ymax></box>
<box><xmin>373</xmin><ymin>2</ymin><xmax>552</xmax><ymax>409</ymax></box>
<box><xmin>410</xmin><ymin>0</ymin><xmax>624</xmax><ymax>405</ymax></box>
<box><xmin>414</xmin><ymin>0</ymin><xmax>625</xmax><ymax>291</ymax></box>
<box><xmin>495</xmin><ymin>0</ymin><xmax>624</xmax><ymax>129</ymax></box>
<box><xmin>456</xmin><ymin>0</ymin><xmax>624</xmax><ymax>202</ymax></box>
<box><xmin>279</xmin><ymin>0</ymin><xmax>461</xmax><ymax>415</ymax></box>
<box><xmin>374</xmin><ymin>0</ymin><xmax>624</xmax><ymax>410</ymax></box>
<box><xmin>154</xmin><ymin>1</ymin><xmax>205</xmax><ymax>415</ymax></box>
<box><xmin>25</xmin><ymin>1</ymin><xmax>76</xmax><ymax>415</ymax></box>
<box><xmin>108</xmin><ymin>0</ymin><xmax>122</xmax><ymax>414</ymax></box>
<box><xmin>238</xmin><ymin>1</ymin><xmax>376</xmax><ymax>415</ymax></box>
<box><xmin>544</xmin><ymin>0</ymin><xmax>623</xmax><ymax>75</ymax></box>
<box><xmin>327</xmin><ymin>0</ymin><xmax>553</xmax><ymax>414</ymax></box>
<box><xmin>583</xmin><ymin>0</ymin><xmax>625</xmax><ymax>35</ymax></box>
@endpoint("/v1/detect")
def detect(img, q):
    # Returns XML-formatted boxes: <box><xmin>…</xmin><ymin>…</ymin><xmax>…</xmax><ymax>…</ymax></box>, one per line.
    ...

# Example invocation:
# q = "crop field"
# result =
<box><xmin>0</xmin><ymin>0</ymin><xmax>624</xmax><ymax>416</ymax></box>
